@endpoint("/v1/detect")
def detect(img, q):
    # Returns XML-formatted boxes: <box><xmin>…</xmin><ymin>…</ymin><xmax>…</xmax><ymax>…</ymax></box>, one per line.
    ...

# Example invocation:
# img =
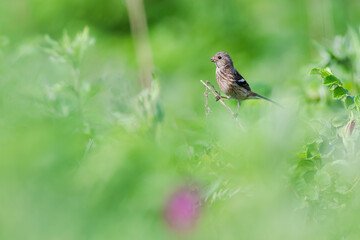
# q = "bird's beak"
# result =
<box><xmin>210</xmin><ymin>57</ymin><xmax>215</xmax><ymax>62</ymax></box>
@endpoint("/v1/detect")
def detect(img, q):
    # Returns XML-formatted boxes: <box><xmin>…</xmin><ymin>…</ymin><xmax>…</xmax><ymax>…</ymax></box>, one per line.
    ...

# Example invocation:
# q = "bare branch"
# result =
<box><xmin>200</xmin><ymin>80</ymin><xmax>245</xmax><ymax>131</ymax></box>
<box><xmin>204</xmin><ymin>84</ymin><xmax>210</xmax><ymax>118</ymax></box>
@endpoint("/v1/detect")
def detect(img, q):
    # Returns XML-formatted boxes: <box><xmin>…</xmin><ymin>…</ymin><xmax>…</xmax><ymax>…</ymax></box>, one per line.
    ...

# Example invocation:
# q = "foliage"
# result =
<box><xmin>44</xmin><ymin>27</ymin><xmax>95</xmax><ymax>69</ymax></box>
<box><xmin>2</xmin><ymin>1</ymin><xmax>360</xmax><ymax>239</ymax></box>
<box><xmin>40</xmin><ymin>27</ymin><xmax>97</xmax><ymax>136</ymax></box>
<box><xmin>316</xmin><ymin>27</ymin><xmax>360</xmax><ymax>92</ymax></box>
<box><xmin>292</xmin><ymin>29</ymin><xmax>360</xmax><ymax>221</ymax></box>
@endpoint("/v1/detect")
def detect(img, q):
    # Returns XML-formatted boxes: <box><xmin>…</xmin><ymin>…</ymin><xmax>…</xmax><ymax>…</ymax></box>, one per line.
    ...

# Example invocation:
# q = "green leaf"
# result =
<box><xmin>298</xmin><ymin>159</ymin><xmax>315</xmax><ymax>170</ymax></box>
<box><xmin>315</xmin><ymin>170</ymin><xmax>331</xmax><ymax>190</ymax></box>
<box><xmin>305</xmin><ymin>141</ymin><xmax>319</xmax><ymax>159</ymax></box>
<box><xmin>335</xmin><ymin>180</ymin><xmax>348</xmax><ymax>194</ymax></box>
<box><xmin>344</xmin><ymin>96</ymin><xmax>355</xmax><ymax>109</ymax></box>
<box><xmin>304</xmin><ymin>170</ymin><xmax>316</xmax><ymax>183</ymax></box>
<box><xmin>332</xmin><ymin>86</ymin><xmax>347</xmax><ymax>99</ymax></box>
<box><xmin>304</xmin><ymin>184</ymin><xmax>319</xmax><ymax>200</ymax></box>
<box><xmin>354</xmin><ymin>95</ymin><xmax>360</xmax><ymax>109</ymax></box>
<box><xmin>323</xmin><ymin>75</ymin><xmax>342</xmax><ymax>85</ymax></box>
<box><xmin>331</xmin><ymin>116</ymin><xmax>348</xmax><ymax>127</ymax></box>
<box><xmin>305</xmin><ymin>147</ymin><xmax>312</xmax><ymax>158</ymax></box>
<box><xmin>310</xmin><ymin>68</ymin><xmax>321</xmax><ymax>75</ymax></box>
<box><xmin>312</xmin><ymin>155</ymin><xmax>322</xmax><ymax>169</ymax></box>
<box><xmin>310</xmin><ymin>68</ymin><xmax>332</xmax><ymax>78</ymax></box>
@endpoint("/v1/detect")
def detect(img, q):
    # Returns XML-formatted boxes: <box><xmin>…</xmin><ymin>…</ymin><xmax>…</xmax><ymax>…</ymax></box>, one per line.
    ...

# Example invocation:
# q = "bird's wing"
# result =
<box><xmin>233</xmin><ymin>69</ymin><xmax>251</xmax><ymax>91</ymax></box>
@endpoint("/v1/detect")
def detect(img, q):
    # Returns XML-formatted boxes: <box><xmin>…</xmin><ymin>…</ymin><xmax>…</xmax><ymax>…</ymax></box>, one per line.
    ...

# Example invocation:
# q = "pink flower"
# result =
<box><xmin>164</xmin><ymin>187</ymin><xmax>201</xmax><ymax>234</ymax></box>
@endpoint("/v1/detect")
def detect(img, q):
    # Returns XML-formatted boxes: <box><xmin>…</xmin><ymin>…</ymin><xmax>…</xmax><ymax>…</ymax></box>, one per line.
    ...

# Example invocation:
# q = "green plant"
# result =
<box><xmin>42</xmin><ymin>27</ymin><xmax>96</xmax><ymax>132</ymax></box>
<box><xmin>293</xmin><ymin>66</ymin><xmax>360</xmax><ymax>218</ymax></box>
<box><xmin>316</xmin><ymin>27</ymin><xmax>360</xmax><ymax>93</ymax></box>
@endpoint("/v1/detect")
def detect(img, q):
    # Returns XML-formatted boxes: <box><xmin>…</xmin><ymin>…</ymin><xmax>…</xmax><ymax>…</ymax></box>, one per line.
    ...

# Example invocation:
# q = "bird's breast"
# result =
<box><xmin>215</xmin><ymin>68</ymin><xmax>231</xmax><ymax>95</ymax></box>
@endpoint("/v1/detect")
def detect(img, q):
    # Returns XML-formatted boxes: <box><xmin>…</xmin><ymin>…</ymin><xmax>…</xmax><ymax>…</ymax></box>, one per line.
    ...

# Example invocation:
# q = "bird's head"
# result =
<box><xmin>210</xmin><ymin>51</ymin><xmax>233</xmax><ymax>69</ymax></box>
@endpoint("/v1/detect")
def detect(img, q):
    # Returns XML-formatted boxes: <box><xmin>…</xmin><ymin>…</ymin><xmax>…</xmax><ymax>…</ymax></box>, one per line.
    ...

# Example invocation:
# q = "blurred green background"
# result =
<box><xmin>1</xmin><ymin>0</ymin><xmax>360</xmax><ymax>239</ymax></box>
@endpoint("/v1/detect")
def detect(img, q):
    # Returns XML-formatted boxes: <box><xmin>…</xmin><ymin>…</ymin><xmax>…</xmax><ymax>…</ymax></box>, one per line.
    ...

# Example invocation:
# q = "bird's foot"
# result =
<box><xmin>216</xmin><ymin>95</ymin><xmax>228</xmax><ymax>101</ymax></box>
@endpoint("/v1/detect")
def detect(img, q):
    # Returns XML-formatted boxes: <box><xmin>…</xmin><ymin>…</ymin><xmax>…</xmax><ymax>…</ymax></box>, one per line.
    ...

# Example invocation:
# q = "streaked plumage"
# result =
<box><xmin>210</xmin><ymin>51</ymin><xmax>278</xmax><ymax>112</ymax></box>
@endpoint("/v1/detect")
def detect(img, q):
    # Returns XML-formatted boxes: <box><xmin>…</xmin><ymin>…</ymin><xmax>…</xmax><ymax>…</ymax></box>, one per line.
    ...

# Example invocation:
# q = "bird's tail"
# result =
<box><xmin>248</xmin><ymin>91</ymin><xmax>282</xmax><ymax>107</ymax></box>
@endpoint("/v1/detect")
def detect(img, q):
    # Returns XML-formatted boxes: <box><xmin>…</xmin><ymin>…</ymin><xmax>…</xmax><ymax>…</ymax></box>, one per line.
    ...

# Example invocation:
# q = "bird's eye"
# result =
<box><xmin>218</xmin><ymin>56</ymin><xmax>222</xmax><ymax>60</ymax></box>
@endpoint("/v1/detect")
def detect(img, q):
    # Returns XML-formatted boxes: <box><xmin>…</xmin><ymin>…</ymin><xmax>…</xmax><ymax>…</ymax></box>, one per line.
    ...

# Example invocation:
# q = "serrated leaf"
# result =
<box><xmin>323</xmin><ymin>75</ymin><xmax>342</xmax><ymax>85</ymax></box>
<box><xmin>344</xmin><ymin>96</ymin><xmax>355</xmax><ymax>109</ymax></box>
<box><xmin>332</xmin><ymin>86</ymin><xmax>347</xmax><ymax>99</ymax></box>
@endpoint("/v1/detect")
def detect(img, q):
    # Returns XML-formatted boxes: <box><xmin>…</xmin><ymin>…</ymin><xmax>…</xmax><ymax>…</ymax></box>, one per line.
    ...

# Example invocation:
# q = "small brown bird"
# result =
<box><xmin>210</xmin><ymin>51</ymin><xmax>279</xmax><ymax>113</ymax></box>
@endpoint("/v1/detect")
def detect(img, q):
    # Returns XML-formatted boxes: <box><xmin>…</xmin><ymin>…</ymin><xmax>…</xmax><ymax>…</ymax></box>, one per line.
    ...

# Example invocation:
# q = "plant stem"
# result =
<box><xmin>125</xmin><ymin>0</ymin><xmax>154</xmax><ymax>89</ymax></box>
<box><xmin>72</xmin><ymin>68</ymin><xmax>80</xmax><ymax>93</ymax></box>
<box><xmin>72</xmin><ymin>67</ymin><xmax>84</xmax><ymax>122</ymax></box>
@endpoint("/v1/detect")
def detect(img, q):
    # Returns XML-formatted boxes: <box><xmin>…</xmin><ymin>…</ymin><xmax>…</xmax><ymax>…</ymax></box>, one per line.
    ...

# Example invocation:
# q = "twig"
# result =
<box><xmin>344</xmin><ymin>175</ymin><xmax>360</xmax><ymax>194</ymax></box>
<box><xmin>204</xmin><ymin>84</ymin><xmax>210</xmax><ymax>118</ymax></box>
<box><xmin>200</xmin><ymin>80</ymin><xmax>245</xmax><ymax>131</ymax></box>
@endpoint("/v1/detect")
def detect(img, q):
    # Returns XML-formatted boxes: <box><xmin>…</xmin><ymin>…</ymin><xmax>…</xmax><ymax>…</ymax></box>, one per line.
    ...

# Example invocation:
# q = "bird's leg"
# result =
<box><xmin>235</xmin><ymin>101</ymin><xmax>241</xmax><ymax>117</ymax></box>
<box><xmin>215</xmin><ymin>95</ymin><xmax>228</xmax><ymax>101</ymax></box>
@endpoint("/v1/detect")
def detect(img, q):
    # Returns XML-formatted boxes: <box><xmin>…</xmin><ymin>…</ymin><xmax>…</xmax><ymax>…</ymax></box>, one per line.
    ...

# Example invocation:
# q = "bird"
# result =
<box><xmin>210</xmin><ymin>51</ymin><xmax>280</xmax><ymax>114</ymax></box>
